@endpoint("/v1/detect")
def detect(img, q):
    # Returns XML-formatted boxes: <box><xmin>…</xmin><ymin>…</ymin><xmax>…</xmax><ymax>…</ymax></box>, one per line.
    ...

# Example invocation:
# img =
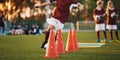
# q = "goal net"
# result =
<box><xmin>76</xmin><ymin>21</ymin><xmax>95</xmax><ymax>31</ymax></box>
<box><xmin>62</xmin><ymin>22</ymin><xmax>75</xmax><ymax>32</ymax></box>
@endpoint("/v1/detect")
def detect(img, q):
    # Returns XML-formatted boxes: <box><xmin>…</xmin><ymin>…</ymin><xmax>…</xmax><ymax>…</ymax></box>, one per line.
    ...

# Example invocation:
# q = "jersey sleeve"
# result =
<box><xmin>72</xmin><ymin>0</ymin><xmax>78</xmax><ymax>4</ymax></box>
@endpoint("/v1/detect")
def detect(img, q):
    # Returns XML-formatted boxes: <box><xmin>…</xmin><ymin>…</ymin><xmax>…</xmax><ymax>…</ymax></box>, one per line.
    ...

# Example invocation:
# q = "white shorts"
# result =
<box><xmin>47</xmin><ymin>18</ymin><xmax>64</xmax><ymax>30</ymax></box>
<box><xmin>106</xmin><ymin>25</ymin><xmax>117</xmax><ymax>30</ymax></box>
<box><xmin>95</xmin><ymin>23</ymin><xmax>105</xmax><ymax>31</ymax></box>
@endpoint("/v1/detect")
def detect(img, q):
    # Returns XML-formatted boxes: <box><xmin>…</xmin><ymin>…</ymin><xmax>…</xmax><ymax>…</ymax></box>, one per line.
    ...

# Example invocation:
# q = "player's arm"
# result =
<box><xmin>106</xmin><ymin>7</ymin><xmax>109</xmax><ymax>16</ymax></box>
<box><xmin>93</xmin><ymin>9</ymin><xmax>99</xmax><ymax>21</ymax></box>
<box><xmin>93</xmin><ymin>15</ymin><xmax>97</xmax><ymax>21</ymax></box>
<box><xmin>77</xmin><ymin>3</ymin><xmax>84</xmax><ymax>11</ymax></box>
<box><xmin>34</xmin><ymin>0</ymin><xmax>56</xmax><ymax>8</ymax></box>
<box><xmin>93</xmin><ymin>9</ymin><xmax>97</xmax><ymax>21</ymax></box>
<box><xmin>69</xmin><ymin>3</ymin><xmax>84</xmax><ymax>12</ymax></box>
<box><xmin>34</xmin><ymin>2</ymin><xmax>50</xmax><ymax>8</ymax></box>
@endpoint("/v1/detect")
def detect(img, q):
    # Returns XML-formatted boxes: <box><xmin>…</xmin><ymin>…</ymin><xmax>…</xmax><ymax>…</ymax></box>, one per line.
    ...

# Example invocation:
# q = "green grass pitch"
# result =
<box><xmin>0</xmin><ymin>31</ymin><xmax>120</xmax><ymax>60</ymax></box>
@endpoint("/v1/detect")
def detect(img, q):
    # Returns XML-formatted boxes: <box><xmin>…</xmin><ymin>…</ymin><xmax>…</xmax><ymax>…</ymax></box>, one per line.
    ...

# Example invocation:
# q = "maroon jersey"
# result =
<box><xmin>50</xmin><ymin>0</ymin><xmax>78</xmax><ymax>23</ymax></box>
<box><xmin>106</xmin><ymin>8</ymin><xmax>117</xmax><ymax>25</ymax></box>
<box><xmin>93</xmin><ymin>8</ymin><xmax>105</xmax><ymax>24</ymax></box>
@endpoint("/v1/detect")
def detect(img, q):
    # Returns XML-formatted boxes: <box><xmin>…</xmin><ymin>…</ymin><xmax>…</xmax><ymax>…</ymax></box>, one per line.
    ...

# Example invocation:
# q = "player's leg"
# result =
<box><xmin>55</xmin><ymin>32</ymin><xmax>58</xmax><ymax>41</ymax></box>
<box><xmin>103</xmin><ymin>30</ymin><xmax>107</xmax><ymax>42</ymax></box>
<box><xmin>115</xmin><ymin>30</ymin><xmax>119</xmax><ymax>40</ymax></box>
<box><xmin>53</xmin><ymin>18</ymin><xmax>64</xmax><ymax>42</ymax></box>
<box><xmin>41</xmin><ymin>18</ymin><xmax>64</xmax><ymax>49</ymax></box>
<box><xmin>40</xmin><ymin>31</ymin><xmax>49</xmax><ymax>48</ymax></box>
<box><xmin>96</xmin><ymin>31</ymin><xmax>100</xmax><ymax>42</ymax></box>
<box><xmin>109</xmin><ymin>29</ymin><xmax>113</xmax><ymax>40</ymax></box>
<box><xmin>106</xmin><ymin>25</ymin><xmax>113</xmax><ymax>42</ymax></box>
<box><xmin>95</xmin><ymin>24</ymin><xmax>100</xmax><ymax>42</ymax></box>
<box><xmin>40</xmin><ymin>18</ymin><xmax>59</xmax><ymax>49</ymax></box>
<box><xmin>112</xmin><ymin>25</ymin><xmax>119</xmax><ymax>41</ymax></box>
<box><xmin>40</xmin><ymin>24</ymin><xmax>54</xmax><ymax>49</ymax></box>
<box><xmin>101</xmin><ymin>24</ymin><xmax>107</xmax><ymax>42</ymax></box>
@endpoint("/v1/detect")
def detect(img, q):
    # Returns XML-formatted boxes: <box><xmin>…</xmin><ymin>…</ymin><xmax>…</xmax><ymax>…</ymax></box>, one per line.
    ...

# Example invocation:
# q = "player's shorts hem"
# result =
<box><xmin>106</xmin><ymin>25</ymin><xmax>117</xmax><ymax>30</ymax></box>
<box><xmin>95</xmin><ymin>23</ymin><xmax>105</xmax><ymax>31</ymax></box>
<box><xmin>47</xmin><ymin>18</ymin><xmax>64</xmax><ymax>30</ymax></box>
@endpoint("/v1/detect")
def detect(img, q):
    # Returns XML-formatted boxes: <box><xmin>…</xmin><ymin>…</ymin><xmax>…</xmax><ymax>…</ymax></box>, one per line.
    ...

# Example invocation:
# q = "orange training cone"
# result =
<box><xmin>65</xmin><ymin>29</ymin><xmax>75</xmax><ymax>52</ymax></box>
<box><xmin>73</xmin><ymin>30</ymin><xmax>79</xmax><ymax>51</ymax></box>
<box><xmin>44</xmin><ymin>29</ymin><xmax>59</xmax><ymax>58</ymax></box>
<box><xmin>56</xmin><ymin>29</ymin><xmax>65</xmax><ymax>54</ymax></box>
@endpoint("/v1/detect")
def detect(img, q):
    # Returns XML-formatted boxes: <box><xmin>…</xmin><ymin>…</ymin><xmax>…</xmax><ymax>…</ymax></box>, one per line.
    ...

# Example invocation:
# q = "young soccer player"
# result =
<box><xmin>34</xmin><ymin>0</ymin><xmax>84</xmax><ymax>49</ymax></box>
<box><xmin>93</xmin><ymin>0</ymin><xmax>107</xmax><ymax>43</ymax></box>
<box><xmin>106</xmin><ymin>0</ymin><xmax>119</xmax><ymax>42</ymax></box>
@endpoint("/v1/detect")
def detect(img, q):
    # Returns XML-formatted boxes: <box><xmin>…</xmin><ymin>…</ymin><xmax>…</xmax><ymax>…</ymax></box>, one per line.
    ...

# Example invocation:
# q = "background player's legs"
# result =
<box><xmin>109</xmin><ymin>30</ymin><xmax>113</xmax><ymax>40</ymax></box>
<box><xmin>40</xmin><ymin>24</ymin><xmax>54</xmax><ymax>49</ymax></box>
<box><xmin>103</xmin><ymin>30</ymin><xmax>107</xmax><ymax>42</ymax></box>
<box><xmin>115</xmin><ymin>30</ymin><xmax>119</xmax><ymax>40</ymax></box>
<box><xmin>40</xmin><ymin>30</ymin><xmax>50</xmax><ymax>48</ymax></box>
<box><xmin>103</xmin><ymin>30</ymin><xmax>107</xmax><ymax>39</ymax></box>
<box><xmin>96</xmin><ymin>31</ymin><xmax>100</xmax><ymax>42</ymax></box>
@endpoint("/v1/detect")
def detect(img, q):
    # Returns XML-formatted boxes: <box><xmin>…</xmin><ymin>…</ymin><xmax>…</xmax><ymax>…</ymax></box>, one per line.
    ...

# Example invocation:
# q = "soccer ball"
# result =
<box><xmin>111</xmin><ymin>12</ymin><xmax>118</xmax><ymax>18</ymax></box>
<box><xmin>96</xmin><ymin>15</ymin><xmax>102</xmax><ymax>21</ymax></box>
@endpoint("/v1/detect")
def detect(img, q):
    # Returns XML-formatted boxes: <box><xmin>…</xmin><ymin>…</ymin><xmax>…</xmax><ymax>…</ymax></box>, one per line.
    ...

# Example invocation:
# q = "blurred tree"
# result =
<box><xmin>1</xmin><ymin>0</ymin><xmax>120</xmax><ymax>25</ymax></box>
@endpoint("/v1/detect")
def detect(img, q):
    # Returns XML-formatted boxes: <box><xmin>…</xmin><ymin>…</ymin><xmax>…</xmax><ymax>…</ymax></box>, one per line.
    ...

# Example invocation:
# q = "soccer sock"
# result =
<box><xmin>41</xmin><ymin>30</ymin><xmax>50</xmax><ymax>48</ymax></box>
<box><xmin>96</xmin><ymin>31</ymin><xmax>100</xmax><ymax>40</ymax></box>
<box><xmin>44</xmin><ymin>30</ymin><xmax>50</xmax><ymax>43</ymax></box>
<box><xmin>115</xmin><ymin>30</ymin><xmax>119</xmax><ymax>40</ymax></box>
<box><xmin>109</xmin><ymin>31</ymin><xmax>113</xmax><ymax>40</ymax></box>
<box><xmin>103</xmin><ymin>31</ymin><xmax>107</xmax><ymax>39</ymax></box>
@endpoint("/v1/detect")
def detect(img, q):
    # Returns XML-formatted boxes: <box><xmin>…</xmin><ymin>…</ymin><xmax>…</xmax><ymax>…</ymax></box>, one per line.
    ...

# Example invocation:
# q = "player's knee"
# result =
<box><xmin>48</xmin><ymin>24</ymin><xmax>54</xmax><ymax>30</ymax></box>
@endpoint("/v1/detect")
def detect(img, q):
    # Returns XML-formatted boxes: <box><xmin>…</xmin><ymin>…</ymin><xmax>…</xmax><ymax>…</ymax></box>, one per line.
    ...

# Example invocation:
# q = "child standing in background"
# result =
<box><xmin>106</xmin><ymin>0</ymin><xmax>119</xmax><ymax>42</ymax></box>
<box><xmin>93</xmin><ymin>0</ymin><xmax>107</xmax><ymax>43</ymax></box>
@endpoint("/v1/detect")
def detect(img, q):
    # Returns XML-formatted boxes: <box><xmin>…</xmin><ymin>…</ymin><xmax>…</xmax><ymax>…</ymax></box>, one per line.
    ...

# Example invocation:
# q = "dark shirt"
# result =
<box><xmin>0</xmin><ymin>15</ymin><xmax>4</xmax><ymax>26</ymax></box>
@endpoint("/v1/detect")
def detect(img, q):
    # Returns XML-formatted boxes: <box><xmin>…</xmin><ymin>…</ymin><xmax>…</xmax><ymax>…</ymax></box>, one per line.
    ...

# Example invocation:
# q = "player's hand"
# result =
<box><xmin>34</xmin><ymin>6</ymin><xmax>40</xmax><ymax>8</ymax></box>
<box><xmin>95</xmin><ymin>15</ymin><xmax>102</xmax><ymax>21</ymax></box>
<box><xmin>34</xmin><ymin>3</ymin><xmax>41</xmax><ymax>8</ymax></box>
<box><xmin>78</xmin><ymin>3</ymin><xmax>84</xmax><ymax>11</ymax></box>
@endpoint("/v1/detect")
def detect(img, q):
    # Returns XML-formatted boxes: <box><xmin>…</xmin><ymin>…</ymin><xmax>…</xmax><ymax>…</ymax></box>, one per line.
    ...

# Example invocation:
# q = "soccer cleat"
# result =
<box><xmin>40</xmin><ymin>44</ymin><xmax>44</xmax><ymax>49</ymax></box>
<box><xmin>40</xmin><ymin>44</ymin><xmax>46</xmax><ymax>51</ymax></box>
<box><xmin>40</xmin><ymin>42</ymin><xmax>46</xmax><ymax>49</ymax></box>
<box><xmin>104</xmin><ymin>39</ymin><xmax>108</xmax><ymax>43</ymax></box>
<box><xmin>96</xmin><ymin>39</ymin><xmax>100</xmax><ymax>43</ymax></box>
<box><xmin>109</xmin><ymin>40</ymin><xmax>114</xmax><ymax>43</ymax></box>
<box><xmin>44</xmin><ymin>47</ymin><xmax>46</xmax><ymax>50</ymax></box>
<box><xmin>115</xmin><ymin>40</ymin><xmax>120</xmax><ymax>43</ymax></box>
